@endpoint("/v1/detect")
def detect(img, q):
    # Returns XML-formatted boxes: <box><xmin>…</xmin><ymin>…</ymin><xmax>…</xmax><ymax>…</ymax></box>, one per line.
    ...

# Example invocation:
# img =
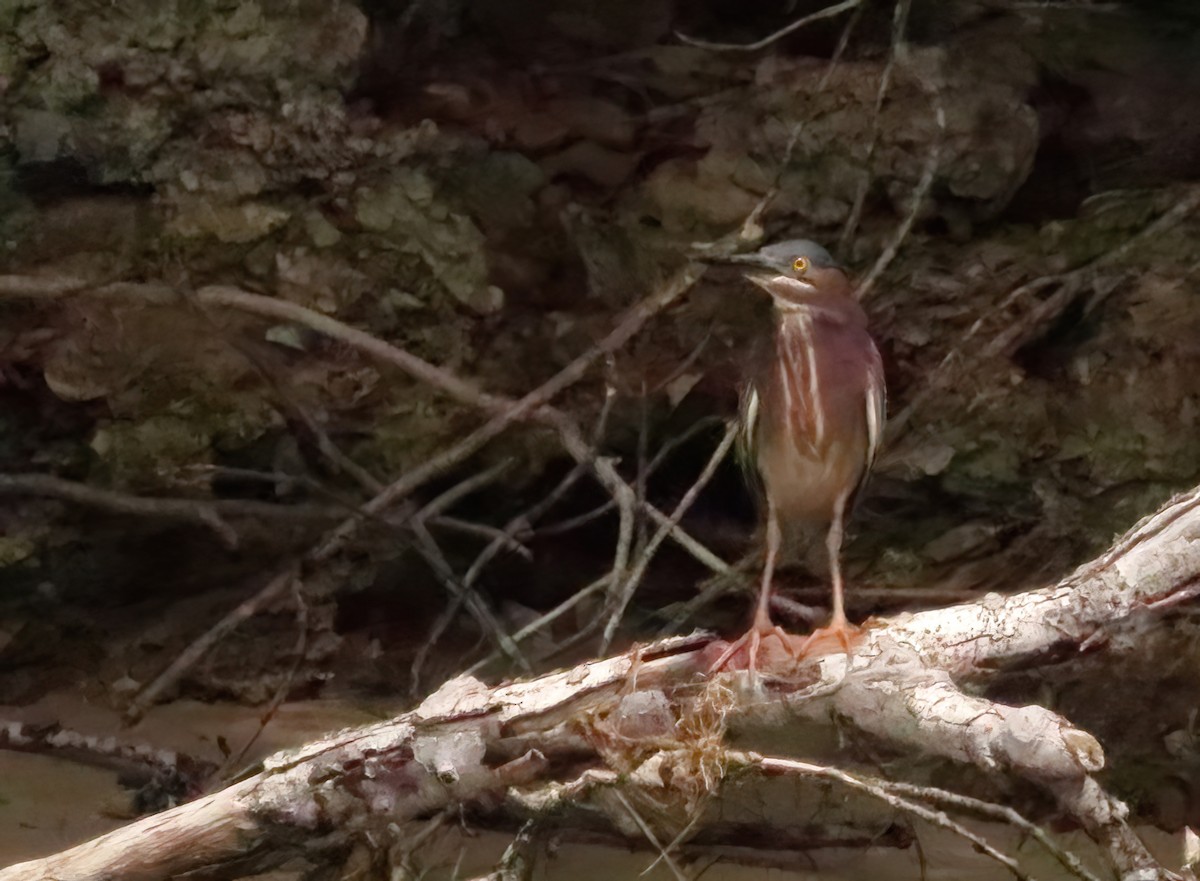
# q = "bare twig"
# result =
<box><xmin>611</xmin><ymin>790</ymin><xmax>691</xmax><ymax>881</ymax></box>
<box><xmin>0</xmin><ymin>473</ymin><xmax>343</xmax><ymax>548</ymax></box>
<box><xmin>463</xmin><ymin>575</ymin><xmax>611</xmax><ymax>677</ymax></box>
<box><xmin>982</xmin><ymin>187</ymin><xmax>1200</xmax><ymax>359</ymax></box>
<box><xmin>0</xmin><ymin>718</ymin><xmax>216</xmax><ymax>802</ymax></box>
<box><xmin>429</xmin><ymin>515</ymin><xmax>532</xmax><ymax>558</ymax></box>
<box><xmin>839</xmin><ymin>0</ymin><xmax>910</xmax><ymax>253</ymax></box>
<box><xmin>411</xmin><ymin>392</ymin><xmax>618</xmax><ymax>692</ymax></box>
<box><xmin>635</xmin><ymin>381</ymin><xmax>651</xmax><ymax>552</ymax></box>
<box><xmin>742</xmin><ymin>753</ymin><xmax>1033</xmax><ymax>881</ymax></box>
<box><xmin>4</xmin><ymin>269</ymin><xmax>728</xmax><ymax>717</ymax></box>
<box><xmin>471</xmin><ymin>819</ymin><xmax>538</xmax><ymax>881</ymax></box>
<box><xmin>555</xmin><ymin>416</ymin><xmax>733</xmax><ymax>579</ymax></box>
<box><xmin>127</xmin><ymin>462</ymin><xmax>516</xmax><ymax>722</ymax></box>
<box><xmin>601</xmin><ymin>422</ymin><xmax>739</xmax><ymax>651</ymax></box>
<box><xmin>606</xmin><ymin>470</ymin><xmax>637</xmax><ymax>624</ymax></box>
<box><xmin>886</xmin><ymin>184</ymin><xmax>1200</xmax><ymax>440</ymax></box>
<box><xmin>410</xmin><ymin>595</ymin><xmax>473</xmax><ymax>697</ymax></box>
<box><xmin>676</xmin><ymin>0</ymin><xmax>861</xmax><ymax>53</ymax></box>
<box><xmin>408</xmin><ymin>461</ymin><xmax>528</xmax><ymax>671</ymax></box>
<box><xmin>389</xmin><ymin>811</ymin><xmax>452</xmax><ymax>880</ymax></box>
<box><xmin>1</xmin><ymin>272</ymin><xmax>727</xmax><ymax>583</ymax></box>
<box><xmin>410</xmin><ymin>522</ymin><xmax>530</xmax><ymax>673</ymax></box>
<box><xmin>710</xmin><ymin>2</ymin><xmax>861</xmax><ymax>250</ymax></box>
<box><xmin>201</xmin><ymin>275</ymin><xmax>725</xmax><ymax>580</ymax></box>
<box><xmin>536</xmin><ymin>415</ymin><xmax>724</xmax><ymax>537</ymax></box>
<box><xmin>412</xmin><ymin>460</ymin><xmax>514</xmax><ymax>523</ymax></box>
<box><xmin>884</xmin><ymin>780</ymin><xmax>1104</xmax><ymax>881</ymax></box>
<box><xmin>178</xmin><ymin>285</ymin><xmax>386</xmax><ymax>496</ymax></box>
<box><xmin>855</xmin><ymin>31</ymin><xmax>944</xmax><ymax>302</ymax></box>
<box><xmin>125</xmin><ymin>566</ymin><xmax>300</xmax><ymax>722</ymax></box>
<box><xmin>213</xmin><ymin>580</ymin><xmax>312</xmax><ymax>783</ymax></box>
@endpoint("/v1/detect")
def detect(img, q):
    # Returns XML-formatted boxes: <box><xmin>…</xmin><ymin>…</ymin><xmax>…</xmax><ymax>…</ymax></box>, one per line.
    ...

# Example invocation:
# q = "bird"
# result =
<box><xmin>711</xmin><ymin>240</ymin><xmax>885</xmax><ymax>672</ymax></box>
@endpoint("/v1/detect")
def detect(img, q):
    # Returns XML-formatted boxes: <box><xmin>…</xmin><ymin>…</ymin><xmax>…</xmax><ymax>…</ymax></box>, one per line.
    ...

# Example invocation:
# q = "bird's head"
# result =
<box><xmin>743</xmin><ymin>239</ymin><xmax>851</xmax><ymax>310</ymax></box>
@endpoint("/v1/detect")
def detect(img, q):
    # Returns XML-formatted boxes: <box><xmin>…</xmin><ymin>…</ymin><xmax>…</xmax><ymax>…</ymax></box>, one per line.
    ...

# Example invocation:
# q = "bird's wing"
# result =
<box><xmin>735</xmin><ymin>383</ymin><xmax>769</xmax><ymax>504</ymax></box>
<box><xmin>863</xmin><ymin>343</ymin><xmax>887</xmax><ymax>473</ymax></box>
<box><xmin>736</xmin><ymin>383</ymin><xmax>760</xmax><ymax>473</ymax></box>
<box><xmin>842</xmin><ymin>341</ymin><xmax>887</xmax><ymax>519</ymax></box>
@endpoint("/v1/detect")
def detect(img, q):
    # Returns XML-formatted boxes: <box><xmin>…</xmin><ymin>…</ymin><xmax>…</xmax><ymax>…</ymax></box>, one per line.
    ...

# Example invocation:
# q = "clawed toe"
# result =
<box><xmin>708</xmin><ymin>617</ymin><xmax>862</xmax><ymax>677</ymax></box>
<box><xmin>797</xmin><ymin>619</ymin><xmax>863</xmax><ymax>656</ymax></box>
<box><xmin>707</xmin><ymin>622</ymin><xmax>804</xmax><ymax>675</ymax></box>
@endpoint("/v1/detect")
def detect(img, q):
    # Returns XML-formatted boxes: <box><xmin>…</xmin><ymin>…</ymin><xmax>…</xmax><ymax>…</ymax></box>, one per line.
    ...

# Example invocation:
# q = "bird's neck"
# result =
<box><xmin>773</xmin><ymin>299</ymin><xmax>857</xmax><ymax>326</ymax></box>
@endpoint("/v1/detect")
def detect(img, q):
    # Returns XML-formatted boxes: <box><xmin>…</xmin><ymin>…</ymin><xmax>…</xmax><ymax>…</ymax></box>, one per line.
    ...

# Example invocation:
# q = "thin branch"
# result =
<box><xmin>3</xmin><ymin>479</ymin><xmax>1196</xmax><ymax>881</ymax></box>
<box><xmin>124</xmin><ymin>566</ymin><xmax>300</xmax><ymax>722</ymax></box>
<box><xmin>536</xmin><ymin>415</ymin><xmax>724</xmax><ymax>537</ymax></box>
<box><xmin>5</xmin><ymin>269</ymin><xmax>731</xmax><ymax>717</ymax></box>
<box><xmin>127</xmin><ymin>462</ymin><xmax>514</xmax><ymax>722</ymax></box>
<box><xmin>390</xmin><ymin>811</ymin><xmax>452</xmax><ymax>880</ymax></box>
<box><xmin>884</xmin><ymin>780</ymin><xmax>1104</xmax><ymax>881</ymax></box>
<box><xmin>982</xmin><ymin>186</ymin><xmax>1200</xmax><ymax>359</ymax></box>
<box><xmin>430</xmin><ymin>515</ymin><xmax>532</xmax><ymax>559</ymax></box>
<box><xmin>1</xmin><ymin>272</ymin><xmax>727</xmax><ymax>584</ymax></box>
<box><xmin>553</xmin><ymin>413</ymin><xmax>733</xmax><ymax>579</ymax></box>
<box><xmin>407</xmin><ymin>461</ymin><xmax>528</xmax><ymax>671</ymax></box>
<box><xmin>676</xmin><ymin>0</ymin><xmax>861</xmax><ymax>53</ymax></box>
<box><xmin>200</xmin><ymin>275</ymin><xmax>723</xmax><ymax>580</ymax></box>
<box><xmin>468</xmin><ymin>820</ymin><xmax>538</xmax><ymax>881</ymax></box>
<box><xmin>463</xmin><ymin>575</ymin><xmax>610</xmax><ymax>677</ymax></box>
<box><xmin>602</xmin><ymin>422</ymin><xmax>739</xmax><ymax>651</ymax></box>
<box><xmin>412</xmin><ymin>393</ymin><xmax>617</xmax><ymax>692</ymax></box>
<box><xmin>0</xmin><ymin>718</ymin><xmax>216</xmax><ymax>802</ymax></box>
<box><xmin>855</xmin><ymin>33</ymin><xmax>944</xmax><ymax>301</ymax></box>
<box><xmin>606</xmin><ymin>472</ymin><xmax>637</xmax><ymax>630</ymax></box>
<box><xmin>410</xmin><ymin>521</ymin><xmax>530</xmax><ymax>673</ymax></box>
<box><xmin>707</xmin><ymin>1</ymin><xmax>861</xmax><ymax>250</ymax></box>
<box><xmin>212</xmin><ymin>579</ymin><xmax>312</xmax><ymax>784</ymax></box>
<box><xmin>612</xmin><ymin>789</ymin><xmax>691</xmax><ymax>881</ymax></box>
<box><xmin>839</xmin><ymin>0</ymin><xmax>909</xmax><ymax>253</ymax></box>
<box><xmin>412</xmin><ymin>459</ymin><xmax>514</xmax><ymax>523</ymax></box>
<box><xmin>886</xmin><ymin>184</ymin><xmax>1200</xmax><ymax>440</ymax></box>
<box><xmin>742</xmin><ymin>753</ymin><xmax>1034</xmax><ymax>881</ymax></box>
<box><xmin>178</xmin><ymin>285</ymin><xmax>385</xmax><ymax>495</ymax></box>
<box><xmin>0</xmin><ymin>473</ymin><xmax>342</xmax><ymax>547</ymax></box>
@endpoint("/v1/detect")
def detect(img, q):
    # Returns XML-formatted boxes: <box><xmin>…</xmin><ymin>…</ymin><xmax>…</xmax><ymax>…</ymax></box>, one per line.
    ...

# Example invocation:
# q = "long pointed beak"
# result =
<box><xmin>746</xmin><ymin>272</ymin><xmax>817</xmax><ymax>302</ymax></box>
<box><xmin>745</xmin><ymin>272</ymin><xmax>778</xmax><ymax>293</ymax></box>
<box><xmin>715</xmin><ymin>253</ymin><xmax>789</xmax><ymax>273</ymax></box>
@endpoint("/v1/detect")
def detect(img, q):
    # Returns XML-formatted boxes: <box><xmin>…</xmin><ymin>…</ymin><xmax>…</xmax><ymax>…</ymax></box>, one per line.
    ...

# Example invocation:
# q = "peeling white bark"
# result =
<box><xmin>2</xmin><ymin>489</ymin><xmax>1198</xmax><ymax>881</ymax></box>
<box><xmin>882</xmin><ymin>486</ymin><xmax>1200</xmax><ymax>674</ymax></box>
<box><xmin>773</xmin><ymin>639</ymin><xmax>1161</xmax><ymax>881</ymax></box>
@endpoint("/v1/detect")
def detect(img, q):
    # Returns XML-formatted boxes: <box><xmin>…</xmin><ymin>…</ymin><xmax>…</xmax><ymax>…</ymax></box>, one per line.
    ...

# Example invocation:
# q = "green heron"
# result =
<box><xmin>713</xmin><ymin>240</ymin><xmax>885</xmax><ymax>671</ymax></box>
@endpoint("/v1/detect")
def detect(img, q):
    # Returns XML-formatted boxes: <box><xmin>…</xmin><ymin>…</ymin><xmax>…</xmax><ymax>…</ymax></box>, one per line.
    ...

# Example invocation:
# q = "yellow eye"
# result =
<box><xmin>792</xmin><ymin>256</ymin><xmax>810</xmax><ymax>275</ymax></box>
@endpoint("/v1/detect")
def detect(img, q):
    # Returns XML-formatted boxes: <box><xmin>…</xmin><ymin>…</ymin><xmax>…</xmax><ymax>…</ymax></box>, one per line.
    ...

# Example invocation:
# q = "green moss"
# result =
<box><xmin>0</xmin><ymin>534</ymin><xmax>37</xmax><ymax>567</ymax></box>
<box><xmin>304</xmin><ymin>210</ymin><xmax>342</xmax><ymax>248</ymax></box>
<box><xmin>943</xmin><ymin>437</ymin><xmax>1024</xmax><ymax>487</ymax></box>
<box><xmin>89</xmin><ymin>417</ymin><xmax>215</xmax><ymax>489</ymax></box>
<box><xmin>1048</xmin><ymin>190</ymin><xmax>1162</xmax><ymax>266</ymax></box>
<box><xmin>10</xmin><ymin>109</ymin><xmax>74</xmax><ymax>165</ymax></box>
<box><xmin>443</xmin><ymin>152</ymin><xmax>546</xmax><ymax>231</ymax></box>
<box><xmin>4</xmin><ymin>0</ymin><xmax>366</xmax><ymax>186</ymax></box>
<box><xmin>166</xmin><ymin>197</ymin><xmax>292</xmax><ymax>243</ymax></box>
<box><xmin>354</xmin><ymin>168</ymin><xmax>494</xmax><ymax>313</ymax></box>
<box><xmin>350</xmin><ymin>404</ymin><xmax>464</xmax><ymax>478</ymax></box>
<box><xmin>88</xmin><ymin>390</ymin><xmax>279</xmax><ymax>489</ymax></box>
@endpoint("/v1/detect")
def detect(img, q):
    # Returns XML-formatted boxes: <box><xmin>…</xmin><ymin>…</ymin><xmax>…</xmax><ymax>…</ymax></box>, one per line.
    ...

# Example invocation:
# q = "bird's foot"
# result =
<box><xmin>704</xmin><ymin>620</ymin><xmax>807</xmax><ymax>675</ymax></box>
<box><xmin>796</xmin><ymin>617</ymin><xmax>863</xmax><ymax>657</ymax></box>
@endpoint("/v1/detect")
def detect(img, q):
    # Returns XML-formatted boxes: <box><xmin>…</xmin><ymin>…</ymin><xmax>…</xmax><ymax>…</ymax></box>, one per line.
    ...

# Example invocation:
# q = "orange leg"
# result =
<box><xmin>709</xmin><ymin>497</ymin><xmax>794</xmax><ymax>673</ymax></box>
<box><xmin>799</xmin><ymin>491</ymin><xmax>860</xmax><ymax>654</ymax></box>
